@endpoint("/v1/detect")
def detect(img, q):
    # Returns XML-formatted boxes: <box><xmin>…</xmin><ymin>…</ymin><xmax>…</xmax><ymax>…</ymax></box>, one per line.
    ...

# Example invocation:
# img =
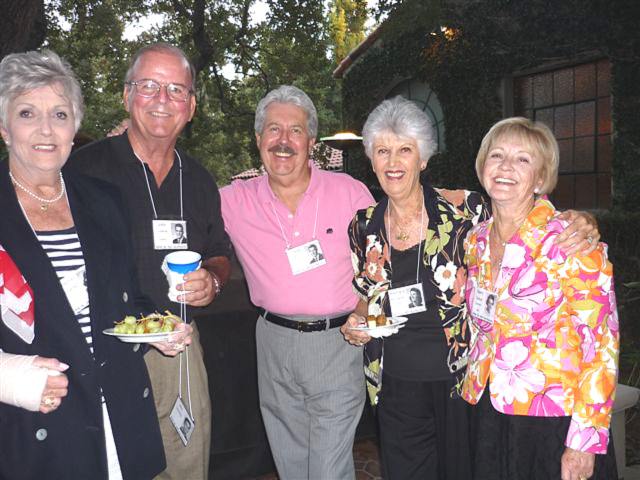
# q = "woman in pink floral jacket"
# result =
<box><xmin>462</xmin><ymin>117</ymin><xmax>619</xmax><ymax>480</ymax></box>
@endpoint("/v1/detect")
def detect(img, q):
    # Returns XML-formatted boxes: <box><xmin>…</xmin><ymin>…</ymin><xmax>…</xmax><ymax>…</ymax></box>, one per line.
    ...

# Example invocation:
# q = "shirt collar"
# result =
<box><xmin>115</xmin><ymin>133</ymin><xmax>190</xmax><ymax>173</ymax></box>
<box><xmin>257</xmin><ymin>160</ymin><xmax>318</xmax><ymax>204</ymax></box>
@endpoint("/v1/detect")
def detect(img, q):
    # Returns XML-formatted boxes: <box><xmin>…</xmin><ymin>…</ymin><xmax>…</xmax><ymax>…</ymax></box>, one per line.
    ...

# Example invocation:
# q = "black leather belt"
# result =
<box><xmin>259</xmin><ymin>308</ymin><xmax>349</xmax><ymax>332</ymax></box>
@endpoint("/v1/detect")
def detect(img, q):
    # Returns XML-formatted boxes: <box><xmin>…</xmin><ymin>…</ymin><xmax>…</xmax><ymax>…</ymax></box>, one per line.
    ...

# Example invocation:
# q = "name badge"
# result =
<box><xmin>60</xmin><ymin>265</ymin><xmax>90</xmax><ymax>315</ymax></box>
<box><xmin>387</xmin><ymin>282</ymin><xmax>426</xmax><ymax>317</ymax></box>
<box><xmin>471</xmin><ymin>287</ymin><xmax>497</xmax><ymax>326</ymax></box>
<box><xmin>285</xmin><ymin>240</ymin><xmax>326</xmax><ymax>276</ymax></box>
<box><xmin>153</xmin><ymin>219</ymin><xmax>188</xmax><ymax>250</ymax></box>
<box><xmin>170</xmin><ymin>396</ymin><xmax>195</xmax><ymax>447</ymax></box>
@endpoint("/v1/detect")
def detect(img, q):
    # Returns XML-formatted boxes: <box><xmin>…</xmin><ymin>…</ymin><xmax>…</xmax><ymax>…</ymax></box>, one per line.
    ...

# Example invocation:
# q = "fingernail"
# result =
<box><xmin>59</xmin><ymin>362</ymin><xmax>70</xmax><ymax>370</ymax></box>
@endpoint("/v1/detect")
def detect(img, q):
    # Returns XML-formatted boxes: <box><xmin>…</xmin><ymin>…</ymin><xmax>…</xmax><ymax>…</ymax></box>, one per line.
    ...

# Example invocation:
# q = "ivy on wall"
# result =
<box><xmin>341</xmin><ymin>0</ymin><xmax>640</xmax><ymax>376</ymax></box>
<box><xmin>340</xmin><ymin>0</ymin><xmax>640</xmax><ymax>210</ymax></box>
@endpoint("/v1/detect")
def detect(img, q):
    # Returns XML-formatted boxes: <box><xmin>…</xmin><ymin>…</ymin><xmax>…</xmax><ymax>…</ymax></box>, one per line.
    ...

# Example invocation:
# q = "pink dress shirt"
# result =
<box><xmin>221</xmin><ymin>163</ymin><xmax>374</xmax><ymax>316</ymax></box>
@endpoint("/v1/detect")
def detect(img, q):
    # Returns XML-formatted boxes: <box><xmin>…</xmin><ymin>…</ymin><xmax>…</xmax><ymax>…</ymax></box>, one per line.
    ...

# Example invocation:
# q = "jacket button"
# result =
<box><xmin>35</xmin><ymin>428</ymin><xmax>48</xmax><ymax>441</ymax></box>
<box><xmin>143</xmin><ymin>387</ymin><xmax>150</xmax><ymax>398</ymax></box>
<box><xmin>132</xmin><ymin>343</ymin><xmax>140</xmax><ymax>352</ymax></box>
<box><xmin>122</xmin><ymin>291</ymin><xmax>128</xmax><ymax>302</ymax></box>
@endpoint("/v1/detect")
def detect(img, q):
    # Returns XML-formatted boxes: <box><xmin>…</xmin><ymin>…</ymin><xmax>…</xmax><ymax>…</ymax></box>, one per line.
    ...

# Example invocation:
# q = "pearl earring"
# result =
<box><xmin>534</xmin><ymin>187</ymin><xmax>540</xmax><ymax>194</ymax></box>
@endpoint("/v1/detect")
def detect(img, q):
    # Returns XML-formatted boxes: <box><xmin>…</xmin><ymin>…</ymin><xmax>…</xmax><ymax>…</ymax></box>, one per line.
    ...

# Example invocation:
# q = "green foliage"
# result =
<box><xmin>36</xmin><ymin>0</ymin><xmax>353</xmax><ymax>184</ymax></box>
<box><xmin>341</xmin><ymin>0</ymin><xmax>640</xmax><ymax>204</ymax></box>
<box><xmin>329</xmin><ymin>0</ymin><xmax>368</xmax><ymax>62</ymax></box>
<box><xmin>44</xmin><ymin>0</ymin><xmax>142</xmax><ymax>140</ymax></box>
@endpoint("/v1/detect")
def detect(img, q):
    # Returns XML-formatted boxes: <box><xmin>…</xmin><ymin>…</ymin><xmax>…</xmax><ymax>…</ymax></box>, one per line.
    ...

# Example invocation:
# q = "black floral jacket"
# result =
<box><xmin>349</xmin><ymin>183</ymin><xmax>490</xmax><ymax>405</ymax></box>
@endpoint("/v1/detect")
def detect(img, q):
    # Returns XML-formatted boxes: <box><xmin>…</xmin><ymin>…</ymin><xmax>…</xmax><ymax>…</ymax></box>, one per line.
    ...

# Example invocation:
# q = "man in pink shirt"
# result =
<box><xmin>220</xmin><ymin>85</ymin><xmax>374</xmax><ymax>479</ymax></box>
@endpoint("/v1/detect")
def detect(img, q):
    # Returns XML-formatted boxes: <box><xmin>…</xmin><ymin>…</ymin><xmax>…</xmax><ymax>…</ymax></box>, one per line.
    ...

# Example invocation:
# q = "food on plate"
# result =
<box><xmin>366</xmin><ymin>314</ymin><xmax>389</xmax><ymax>328</ymax></box>
<box><xmin>113</xmin><ymin>311</ymin><xmax>180</xmax><ymax>335</ymax></box>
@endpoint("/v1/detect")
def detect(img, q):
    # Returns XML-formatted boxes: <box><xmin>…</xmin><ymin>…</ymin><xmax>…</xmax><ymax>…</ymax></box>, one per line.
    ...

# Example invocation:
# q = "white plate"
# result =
<box><xmin>348</xmin><ymin>316</ymin><xmax>408</xmax><ymax>338</ymax></box>
<box><xmin>102</xmin><ymin>328</ymin><xmax>172</xmax><ymax>343</ymax></box>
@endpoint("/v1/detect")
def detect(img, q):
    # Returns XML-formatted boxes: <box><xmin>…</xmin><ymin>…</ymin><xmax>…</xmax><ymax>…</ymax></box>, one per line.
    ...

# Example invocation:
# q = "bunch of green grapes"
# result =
<box><xmin>113</xmin><ymin>311</ymin><xmax>180</xmax><ymax>334</ymax></box>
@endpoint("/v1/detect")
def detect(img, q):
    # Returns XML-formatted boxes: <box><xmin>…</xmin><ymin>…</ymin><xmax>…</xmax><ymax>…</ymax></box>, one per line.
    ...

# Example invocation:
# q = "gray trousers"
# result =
<box><xmin>256</xmin><ymin>315</ymin><xmax>365</xmax><ymax>480</ymax></box>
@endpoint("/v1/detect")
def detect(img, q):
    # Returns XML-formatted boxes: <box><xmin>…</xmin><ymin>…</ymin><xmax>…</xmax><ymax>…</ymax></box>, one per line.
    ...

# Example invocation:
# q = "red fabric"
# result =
<box><xmin>0</xmin><ymin>246</ymin><xmax>34</xmax><ymax>326</ymax></box>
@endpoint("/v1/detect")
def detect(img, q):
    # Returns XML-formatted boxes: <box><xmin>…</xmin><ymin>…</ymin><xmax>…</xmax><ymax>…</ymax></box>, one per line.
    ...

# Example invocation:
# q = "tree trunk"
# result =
<box><xmin>1</xmin><ymin>0</ymin><xmax>46</xmax><ymax>58</ymax></box>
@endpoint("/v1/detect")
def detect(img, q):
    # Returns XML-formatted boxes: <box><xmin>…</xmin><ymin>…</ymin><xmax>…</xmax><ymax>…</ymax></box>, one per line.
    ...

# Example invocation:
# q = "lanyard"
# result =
<box><xmin>386</xmin><ymin>195</ymin><xmax>425</xmax><ymax>287</ymax></box>
<box><xmin>271</xmin><ymin>198</ymin><xmax>319</xmax><ymax>249</ymax></box>
<box><xmin>134</xmin><ymin>149</ymin><xmax>184</xmax><ymax>220</ymax></box>
<box><xmin>177</xmin><ymin>299</ymin><xmax>193</xmax><ymax>417</ymax></box>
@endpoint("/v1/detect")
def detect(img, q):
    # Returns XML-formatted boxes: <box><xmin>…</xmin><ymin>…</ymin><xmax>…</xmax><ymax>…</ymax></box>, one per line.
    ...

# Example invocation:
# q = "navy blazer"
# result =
<box><xmin>0</xmin><ymin>161</ymin><xmax>166</xmax><ymax>479</ymax></box>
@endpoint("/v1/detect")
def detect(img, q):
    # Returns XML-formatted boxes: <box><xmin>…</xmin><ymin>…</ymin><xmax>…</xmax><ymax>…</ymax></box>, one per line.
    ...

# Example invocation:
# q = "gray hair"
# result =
<box><xmin>362</xmin><ymin>96</ymin><xmax>436</xmax><ymax>164</ymax></box>
<box><xmin>254</xmin><ymin>85</ymin><xmax>318</xmax><ymax>138</ymax></box>
<box><xmin>124</xmin><ymin>43</ymin><xmax>196</xmax><ymax>103</ymax></box>
<box><xmin>0</xmin><ymin>49</ymin><xmax>84</xmax><ymax>132</ymax></box>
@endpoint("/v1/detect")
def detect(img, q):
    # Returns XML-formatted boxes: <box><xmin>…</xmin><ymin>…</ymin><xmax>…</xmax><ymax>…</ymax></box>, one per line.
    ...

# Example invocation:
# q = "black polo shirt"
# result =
<box><xmin>65</xmin><ymin>133</ymin><xmax>231</xmax><ymax>317</ymax></box>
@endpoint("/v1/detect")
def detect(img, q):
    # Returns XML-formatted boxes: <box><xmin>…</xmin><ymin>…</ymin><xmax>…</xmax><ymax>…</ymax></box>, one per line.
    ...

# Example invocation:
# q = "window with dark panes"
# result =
<box><xmin>513</xmin><ymin>59</ymin><xmax>611</xmax><ymax>209</ymax></box>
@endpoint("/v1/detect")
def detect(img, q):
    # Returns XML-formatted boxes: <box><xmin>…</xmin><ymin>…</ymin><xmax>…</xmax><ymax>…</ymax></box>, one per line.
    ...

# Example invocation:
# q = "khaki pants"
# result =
<box><xmin>146</xmin><ymin>322</ymin><xmax>212</xmax><ymax>480</ymax></box>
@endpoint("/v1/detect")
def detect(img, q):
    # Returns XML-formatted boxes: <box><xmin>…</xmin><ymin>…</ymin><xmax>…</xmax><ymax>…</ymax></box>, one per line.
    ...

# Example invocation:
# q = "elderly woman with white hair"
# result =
<box><xmin>341</xmin><ymin>97</ymin><xmax>599</xmax><ymax>479</ymax></box>
<box><xmin>0</xmin><ymin>50</ymin><xmax>191</xmax><ymax>479</ymax></box>
<box><xmin>462</xmin><ymin>118</ymin><xmax>618</xmax><ymax>480</ymax></box>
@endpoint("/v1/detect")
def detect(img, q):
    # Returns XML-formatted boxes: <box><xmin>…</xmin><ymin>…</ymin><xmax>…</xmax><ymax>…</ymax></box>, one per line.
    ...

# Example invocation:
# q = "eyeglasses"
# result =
<box><xmin>127</xmin><ymin>79</ymin><xmax>193</xmax><ymax>102</ymax></box>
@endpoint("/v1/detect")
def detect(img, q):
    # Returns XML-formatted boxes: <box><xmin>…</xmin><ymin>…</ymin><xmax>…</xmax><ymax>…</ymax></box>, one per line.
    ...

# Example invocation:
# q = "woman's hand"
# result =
<box><xmin>32</xmin><ymin>357</ymin><xmax>69</xmax><ymax>414</ymax></box>
<box><xmin>561</xmin><ymin>447</ymin><xmax>595</xmax><ymax>480</ymax></box>
<box><xmin>555</xmin><ymin>210</ymin><xmax>600</xmax><ymax>256</ymax></box>
<box><xmin>151</xmin><ymin>321</ymin><xmax>193</xmax><ymax>357</ymax></box>
<box><xmin>340</xmin><ymin>313</ymin><xmax>372</xmax><ymax>347</ymax></box>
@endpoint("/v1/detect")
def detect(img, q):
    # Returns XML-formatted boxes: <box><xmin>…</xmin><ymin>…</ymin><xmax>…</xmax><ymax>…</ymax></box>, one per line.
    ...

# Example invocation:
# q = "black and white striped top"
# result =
<box><xmin>36</xmin><ymin>227</ymin><xmax>93</xmax><ymax>355</ymax></box>
<box><xmin>37</xmin><ymin>227</ymin><xmax>119</xmax><ymax>476</ymax></box>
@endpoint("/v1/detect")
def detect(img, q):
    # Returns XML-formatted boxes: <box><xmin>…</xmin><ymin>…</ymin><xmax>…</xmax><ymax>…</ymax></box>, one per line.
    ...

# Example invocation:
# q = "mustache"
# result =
<box><xmin>268</xmin><ymin>144</ymin><xmax>296</xmax><ymax>155</ymax></box>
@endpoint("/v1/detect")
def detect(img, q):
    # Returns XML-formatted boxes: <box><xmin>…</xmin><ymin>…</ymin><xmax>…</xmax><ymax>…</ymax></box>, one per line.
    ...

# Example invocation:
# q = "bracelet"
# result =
<box><xmin>211</xmin><ymin>272</ymin><xmax>222</xmax><ymax>295</ymax></box>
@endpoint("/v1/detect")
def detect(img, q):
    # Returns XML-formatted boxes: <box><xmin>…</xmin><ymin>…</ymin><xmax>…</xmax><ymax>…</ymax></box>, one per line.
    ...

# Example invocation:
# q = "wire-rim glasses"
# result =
<box><xmin>127</xmin><ymin>79</ymin><xmax>193</xmax><ymax>102</ymax></box>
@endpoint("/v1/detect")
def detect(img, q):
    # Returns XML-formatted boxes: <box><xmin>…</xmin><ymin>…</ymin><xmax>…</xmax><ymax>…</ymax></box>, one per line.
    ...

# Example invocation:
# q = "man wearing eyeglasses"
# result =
<box><xmin>66</xmin><ymin>43</ymin><xmax>231</xmax><ymax>480</ymax></box>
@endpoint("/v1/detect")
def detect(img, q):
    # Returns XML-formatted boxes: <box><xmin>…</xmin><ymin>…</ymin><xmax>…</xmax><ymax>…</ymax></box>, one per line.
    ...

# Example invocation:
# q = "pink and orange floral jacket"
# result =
<box><xmin>461</xmin><ymin>199</ymin><xmax>619</xmax><ymax>454</ymax></box>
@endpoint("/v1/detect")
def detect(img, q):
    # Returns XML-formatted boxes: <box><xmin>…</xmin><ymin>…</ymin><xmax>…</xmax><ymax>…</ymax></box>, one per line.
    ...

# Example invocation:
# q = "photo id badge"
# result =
<box><xmin>153</xmin><ymin>219</ymin><xmax>188</xmax><ymax>250</ymax></box>
<box><xmin>471</xmin><ymin>287</ymin><xmax>497</xmax><ymax>325</ymax></box>
<box><xmin>59</xmin><ymin>265</ymin><xmax>90</xmax><ymax>315</ymax></box>
<box><xmin>387</xmin><ymin>282</ymin><xmax>426</xmax><ymax>317</ymax></box>
<box><xmin>285</xmin><ymin>240</ymin><xmax>326</xmax><ymax>275</ymax></box>
<box><xmin>170</xmin><ymin>396</ymin><xmax>195</xmax><ymax>447</ymax></box>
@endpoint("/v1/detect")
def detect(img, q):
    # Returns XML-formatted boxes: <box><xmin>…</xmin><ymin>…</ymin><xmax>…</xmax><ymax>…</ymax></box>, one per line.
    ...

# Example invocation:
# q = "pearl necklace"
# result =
<box><xmin>9</xmin><ymin>171</ymin><xmax>66</xmax><ymax>211</ymax></box>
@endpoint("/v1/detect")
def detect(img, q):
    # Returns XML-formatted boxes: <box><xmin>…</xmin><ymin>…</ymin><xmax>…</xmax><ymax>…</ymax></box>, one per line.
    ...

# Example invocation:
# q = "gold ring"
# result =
<box><xmin>42</xmin><ymin>397</ymin><xmax>55</xmax><ymax>408</ymax></box>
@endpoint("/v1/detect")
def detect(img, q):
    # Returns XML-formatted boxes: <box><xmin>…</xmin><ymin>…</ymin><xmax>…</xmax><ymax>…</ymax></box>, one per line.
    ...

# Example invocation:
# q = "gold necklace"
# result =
<box><xmin>491</xmin><ymin>228</ymin><xmax>507</xmax><ymax>248</ymax></box>
<box><xmin>388</xmin><ymin>194</ymin><xmax>424</xmax><ymax>242</ymax></box>
<box><xmin>395</xmin><ymin>224</ymin><xmax>410</xmax><ymax>242</ymax></box>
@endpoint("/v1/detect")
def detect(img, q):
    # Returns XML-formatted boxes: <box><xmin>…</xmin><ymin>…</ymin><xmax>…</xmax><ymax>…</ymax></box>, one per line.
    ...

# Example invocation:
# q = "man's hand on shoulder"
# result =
<box><xmin>107</xmin><ymin>119</ymin><xmax>130</xmax><ymax>137</ymax></box>
<box><xmin>437</xmin><ymin>188</ymin><xmax>466</xmax><ymax>208</ymax></box>
<box><xmin>555</xmin><ymin>210</ymin><xmax>600</xmax><ymax>256</ymax></box>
